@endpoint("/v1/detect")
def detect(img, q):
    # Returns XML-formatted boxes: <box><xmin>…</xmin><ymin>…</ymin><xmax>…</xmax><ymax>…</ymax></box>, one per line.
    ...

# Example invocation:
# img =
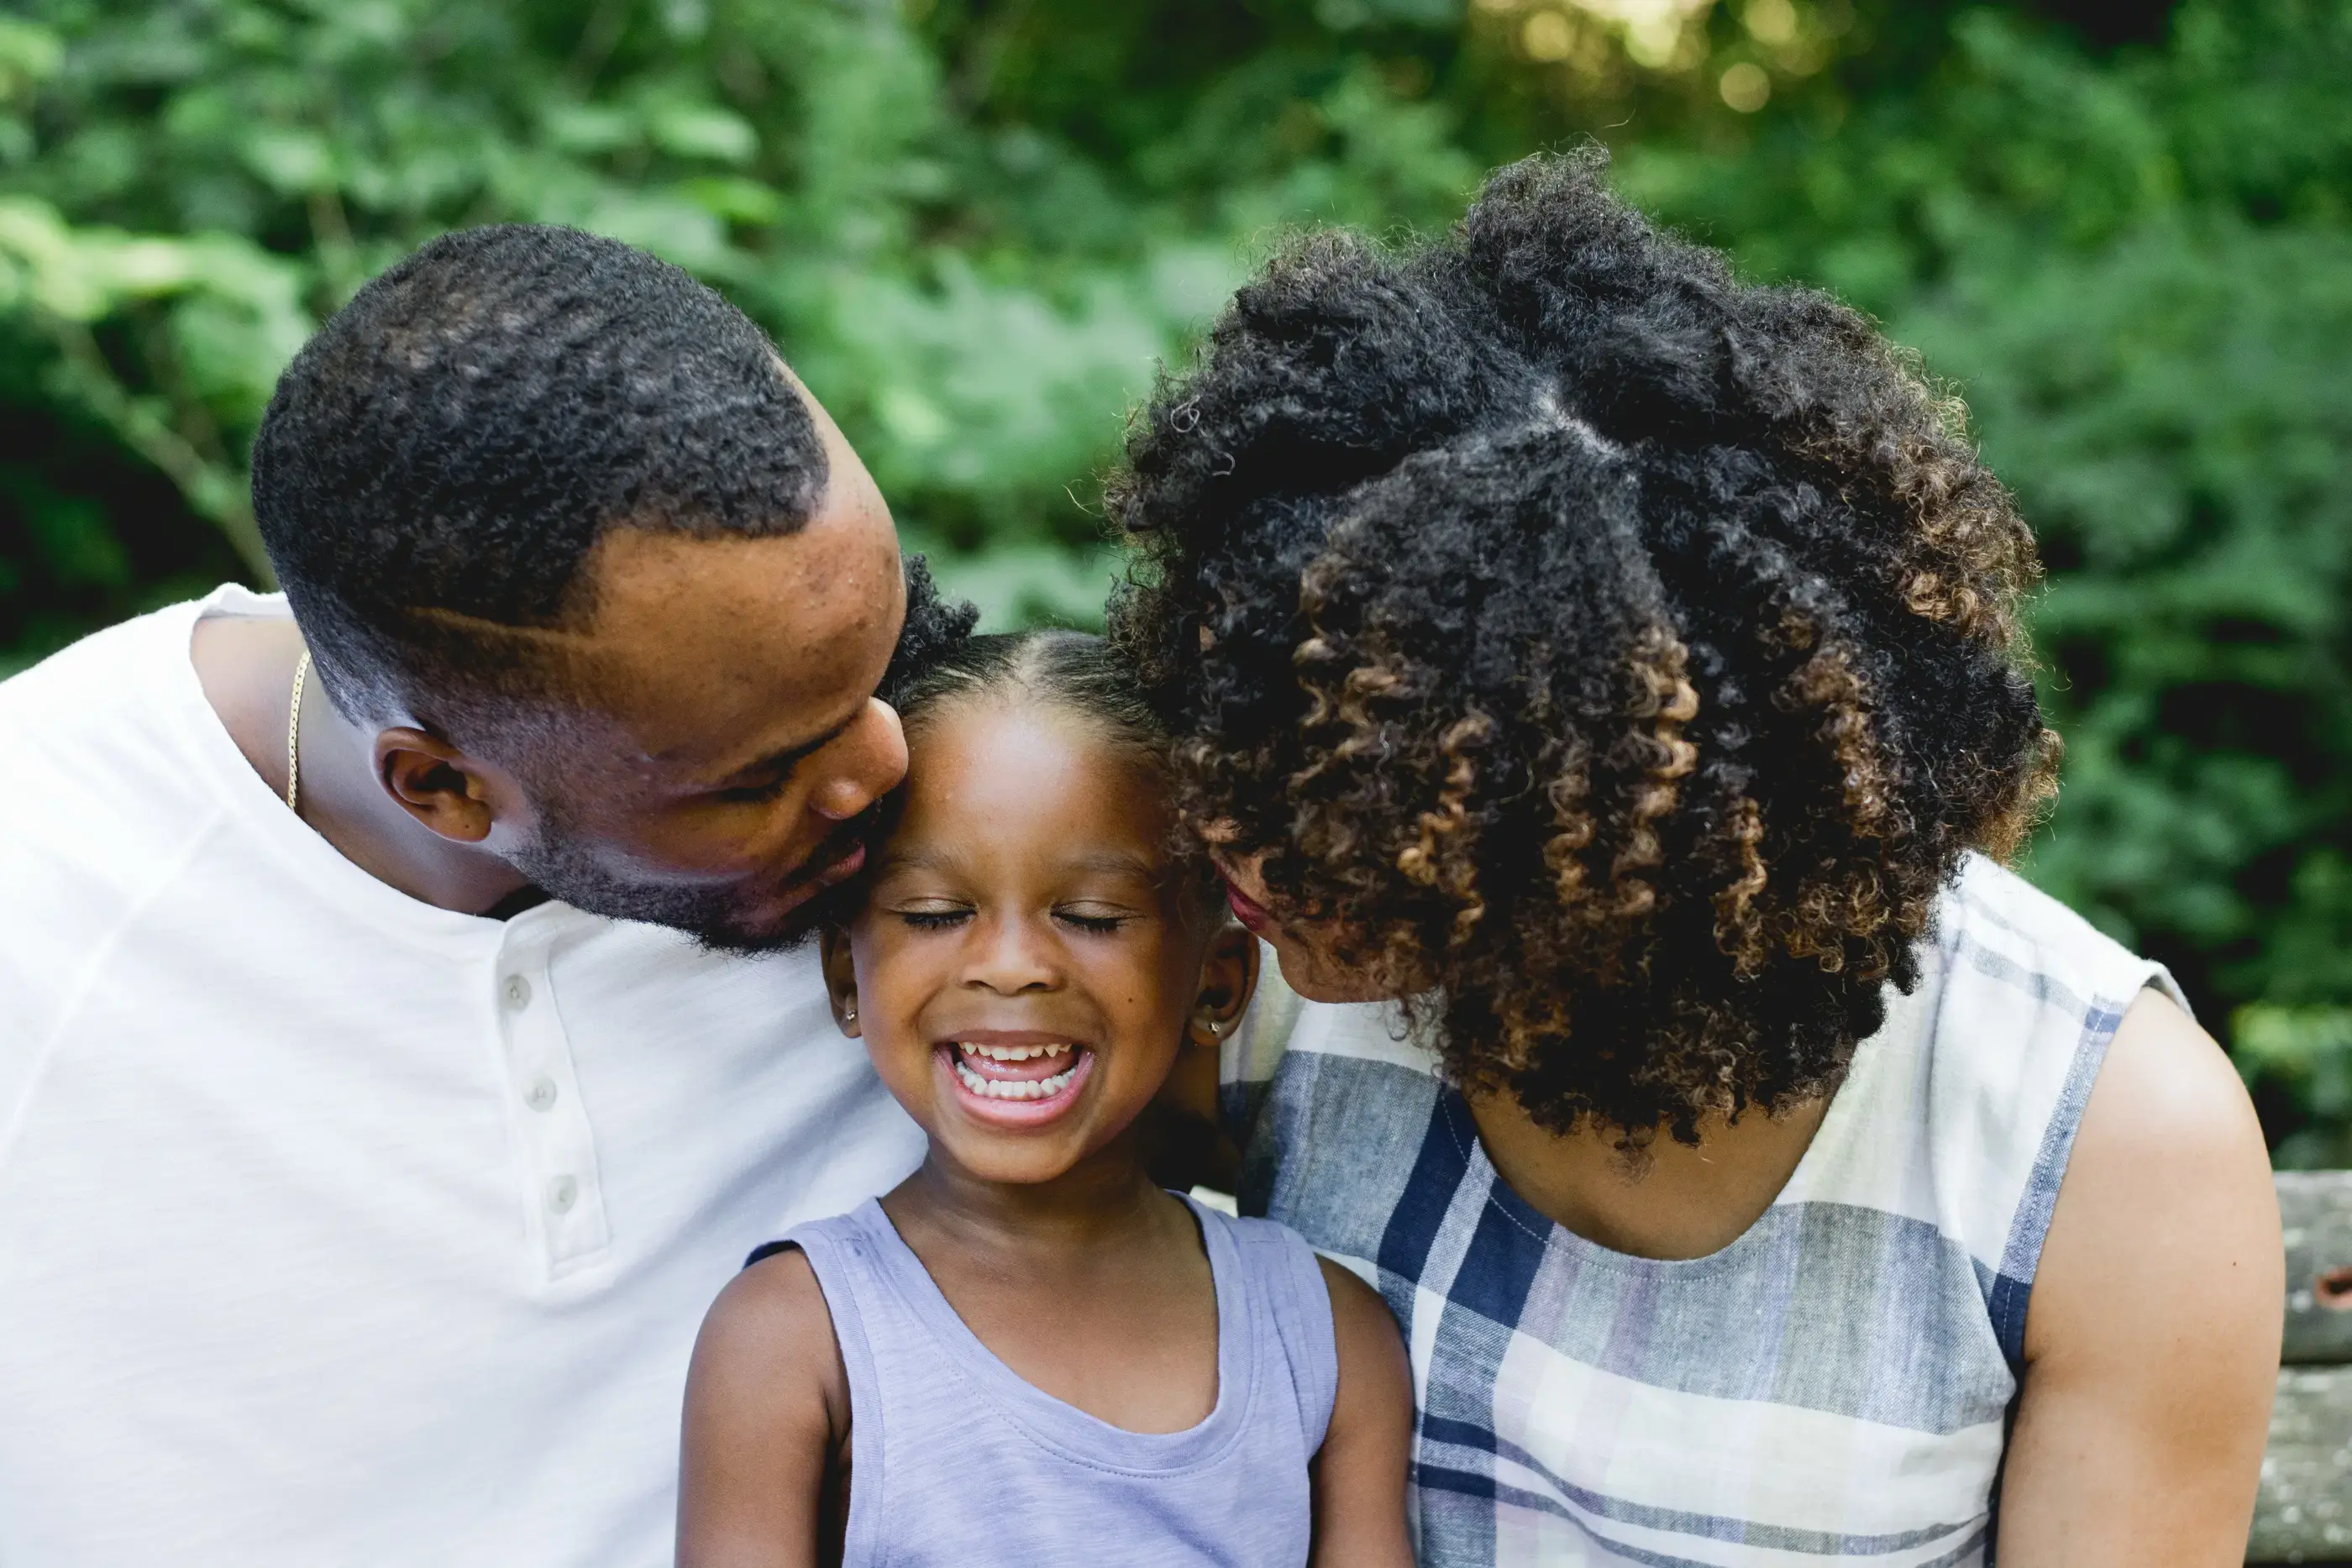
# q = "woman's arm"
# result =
<box><xmin>678</xmin><ymin>1250</ymin><xmax>852</xmax><ymax>1568</ymax></box>
<box><xmin>1998</xmin><ymin>989</ymin><xmax>2282</xmax><ymax>1565</ymax></box>
<box><xmin>1309</xmin><ymin>1256</ymin><xmax>1417</xmax><ymax>1568</ymax></box>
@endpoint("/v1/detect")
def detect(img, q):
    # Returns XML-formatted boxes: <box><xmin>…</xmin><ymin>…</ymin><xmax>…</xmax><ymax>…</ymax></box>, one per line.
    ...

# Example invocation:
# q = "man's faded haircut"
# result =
<box><xmin>250</xmin><ymin>223</ymin><xmax>827</xmax><ymax>728</ymax></box>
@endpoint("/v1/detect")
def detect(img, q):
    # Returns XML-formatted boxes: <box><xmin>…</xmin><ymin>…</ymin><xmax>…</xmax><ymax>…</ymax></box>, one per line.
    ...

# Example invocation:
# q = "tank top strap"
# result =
<box><xmin>1190</xmin><ymin>1199</ymin><xmax>1341</xmax><ymax>1455</ymax></box>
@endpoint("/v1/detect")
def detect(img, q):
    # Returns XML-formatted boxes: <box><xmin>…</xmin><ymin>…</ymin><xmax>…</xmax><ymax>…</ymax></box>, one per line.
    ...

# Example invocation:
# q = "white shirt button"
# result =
<box><xmin>503</xmin><ymin>975</ymin><xmax>532</xmax><ymax>1009</ymax></box>
<box><xmin>546</xmin><ymin>1175</ymin><xmax>578</xmax><ymax>1214</ymax></box>
<box><xmin>525</xmin><ymin>1076</ymin><xmax>559</xmax><ymax>1112</ymax></box>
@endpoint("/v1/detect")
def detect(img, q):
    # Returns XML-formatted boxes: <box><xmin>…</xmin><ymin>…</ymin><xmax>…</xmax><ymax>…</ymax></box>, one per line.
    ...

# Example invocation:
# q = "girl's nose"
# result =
<box><xmin>964</xmin><ymin>912</ymin><xmax>1062</xmax><ymax>995</ymax></box>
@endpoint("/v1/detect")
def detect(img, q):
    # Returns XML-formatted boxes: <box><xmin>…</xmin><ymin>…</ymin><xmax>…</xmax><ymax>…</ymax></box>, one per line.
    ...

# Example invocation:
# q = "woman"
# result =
<box><xmin>1110</xmin><ymin>151</ymin><xmax>2279</xmax><ymax>1565</ymax></box>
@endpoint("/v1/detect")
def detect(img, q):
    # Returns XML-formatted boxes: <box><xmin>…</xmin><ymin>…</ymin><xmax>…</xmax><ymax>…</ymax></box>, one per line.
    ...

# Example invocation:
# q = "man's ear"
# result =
<box><xmin>375</xmin><ymin>727</ymin><xmax>504</xmax><ymax>844</ymax></box>
<box><xmin>1186</xmin><ymin>921</ymin><xmax>1261</xmax><ymax>1051</ymax></box>
<box><xmin>819</xmin><ymin>926</ymin><xmax>862</xmax><ymax>1039</ymax></box>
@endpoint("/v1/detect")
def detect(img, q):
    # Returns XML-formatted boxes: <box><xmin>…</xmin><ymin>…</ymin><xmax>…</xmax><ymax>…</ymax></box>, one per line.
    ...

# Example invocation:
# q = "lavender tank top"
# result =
<box><xmin>773</xmin><ymin>1194</ymin><xmax>1339</xmax><ymax>1567</ymax></box>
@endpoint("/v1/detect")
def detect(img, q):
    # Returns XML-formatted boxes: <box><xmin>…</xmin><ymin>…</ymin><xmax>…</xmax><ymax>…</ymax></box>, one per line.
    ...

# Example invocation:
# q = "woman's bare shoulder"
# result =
<box><xmin>1999</xmin><ymin>988</ymin><xmax>2281</xmax><ymax>1565</ymax></box>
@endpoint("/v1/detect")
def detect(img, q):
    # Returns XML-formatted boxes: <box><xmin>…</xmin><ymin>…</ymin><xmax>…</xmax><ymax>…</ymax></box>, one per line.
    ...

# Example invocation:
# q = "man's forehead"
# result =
<box><xmin>570</xmin><ymin>517</ymin><xmax>904</xmax><ymax>772</ymax></box>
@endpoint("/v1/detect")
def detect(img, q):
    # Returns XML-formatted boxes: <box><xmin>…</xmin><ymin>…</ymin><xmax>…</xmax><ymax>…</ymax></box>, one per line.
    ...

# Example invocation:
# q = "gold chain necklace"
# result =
<box><xmin>286</xmin><ymin>649</ymin><xmax>312</xmax><ymax>815</ymax></box>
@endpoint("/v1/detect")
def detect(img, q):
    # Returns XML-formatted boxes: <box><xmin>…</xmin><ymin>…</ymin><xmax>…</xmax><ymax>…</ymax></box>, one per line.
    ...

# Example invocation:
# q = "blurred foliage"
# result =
<box><xmin>1</xmin><ymin>0</ymin><xmax>2345</xmax><ymax>1150</ymax></box>
<box><xmin>0</xmin><ymin>0</ymin><xmax>1486</xmax><ymax>642</ymax></box>
<box><xmin>2238</xmin><ymin>1005</ymin><xmax>2352</xmax><ymax>1169</ymax></box>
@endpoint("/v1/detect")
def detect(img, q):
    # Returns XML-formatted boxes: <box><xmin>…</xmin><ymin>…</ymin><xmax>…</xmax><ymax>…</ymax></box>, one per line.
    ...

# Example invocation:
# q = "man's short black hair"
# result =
<box><xmin>251</xmin><ymin>223</ymin><xmax>827</xmax><ymax>723</ymax></box>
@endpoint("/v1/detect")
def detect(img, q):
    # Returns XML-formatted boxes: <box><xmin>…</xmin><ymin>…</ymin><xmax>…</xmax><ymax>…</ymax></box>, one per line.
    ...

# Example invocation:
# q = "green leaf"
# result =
<box><xmin>0</xmin><ymin>19</ymin><xmax>63</xmax><ymax>105</ymax></box>
<box><xmin>239</xmin><ymin>127</ymin><xmax>333</xmax><ymax>195</ymax></box>
<box><xmin>648</xmin><ymin>103</ymin><xmax>757</xmax><ymax>165</ymax></box>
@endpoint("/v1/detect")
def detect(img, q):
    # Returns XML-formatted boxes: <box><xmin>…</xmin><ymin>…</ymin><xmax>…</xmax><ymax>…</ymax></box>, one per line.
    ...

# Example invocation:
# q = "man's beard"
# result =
<box><xmin>501</xmin><ymin>814</ymin><xmax>868</xmax><ymax>954</ymax></box>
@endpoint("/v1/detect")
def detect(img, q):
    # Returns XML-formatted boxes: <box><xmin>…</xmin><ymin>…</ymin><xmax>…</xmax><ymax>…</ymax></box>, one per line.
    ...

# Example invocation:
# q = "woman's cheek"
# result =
<box><xmin>1269</xmin><ymin>930</ymin><xmax>1396</xmax><ymax>1006</ymax></box>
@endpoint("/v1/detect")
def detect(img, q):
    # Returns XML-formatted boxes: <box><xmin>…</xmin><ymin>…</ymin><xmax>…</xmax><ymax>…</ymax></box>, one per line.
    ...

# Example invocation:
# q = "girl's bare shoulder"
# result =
<box><xmin>1315</xmin><ymin>1256</ymin><xmax>1409</xmax><ymax>1399</ymax></box>
<box><xmin>687</xmin><ymin>1245</ymin><xmax>850</xmax><ymax>1432</ymax></box>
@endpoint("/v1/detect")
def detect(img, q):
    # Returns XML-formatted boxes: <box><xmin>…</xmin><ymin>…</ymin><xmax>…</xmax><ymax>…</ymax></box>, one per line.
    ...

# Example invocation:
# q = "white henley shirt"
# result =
<box><xmin>0</xmin><ymin>587</ymin><xmax>926</xmax><ymax>1566</ymax></box>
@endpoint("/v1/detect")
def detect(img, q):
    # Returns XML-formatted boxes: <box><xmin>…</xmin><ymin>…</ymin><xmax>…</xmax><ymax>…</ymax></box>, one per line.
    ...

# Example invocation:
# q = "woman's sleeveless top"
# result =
<box><xmin>1221</xmin><ymin>854</ymin><xmax>2182</xmax><ymax>1568</ymax></box>
<box><xmin>769</xmin><ymin>1193</ymin><xmax>1338</xmax><ymax>1567</ymax></box>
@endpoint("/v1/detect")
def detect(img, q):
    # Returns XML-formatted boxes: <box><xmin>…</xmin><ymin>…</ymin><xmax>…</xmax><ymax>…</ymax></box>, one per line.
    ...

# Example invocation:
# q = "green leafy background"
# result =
<box><xmin>3</xmin><ymin>0</ymin><xmax>2345</xmax><ymax>1158</ymax></box>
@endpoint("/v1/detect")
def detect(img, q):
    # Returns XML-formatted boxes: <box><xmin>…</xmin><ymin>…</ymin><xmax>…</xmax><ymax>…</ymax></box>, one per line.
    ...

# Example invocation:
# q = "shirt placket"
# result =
<box><xmin>494</xmin><ymin>911</ymin><xmax>612</xmax><ymax>1282</ymax></box>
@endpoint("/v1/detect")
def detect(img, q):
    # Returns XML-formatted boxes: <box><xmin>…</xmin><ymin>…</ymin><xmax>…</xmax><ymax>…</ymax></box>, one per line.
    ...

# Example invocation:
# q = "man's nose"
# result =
<box><xmin>806</xmin><ymin>699</ymin><xmax>907</xmax><ymax>822</ymax></box>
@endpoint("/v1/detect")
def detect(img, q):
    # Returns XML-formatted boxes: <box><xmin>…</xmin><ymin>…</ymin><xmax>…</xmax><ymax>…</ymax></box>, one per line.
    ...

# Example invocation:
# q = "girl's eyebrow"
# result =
<box><xmin>878</xmin><ymin>846</ymin><xmax>1164</xmax><ymax>881</ymax></box>
<box><xmin>1065</xmin><ymin>850</ymin><xmax>1163</xmax><ymax>881</ymax></box>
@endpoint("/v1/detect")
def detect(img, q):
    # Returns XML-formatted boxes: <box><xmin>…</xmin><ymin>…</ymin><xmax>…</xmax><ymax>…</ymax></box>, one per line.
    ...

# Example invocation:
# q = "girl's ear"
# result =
<box><xmin>818</xmin><ymin>926</ymin><xmax>862</xmax><ymax>1038</ymax></box>
<box><xmin>1150</xmin><ymin>923</ymin><xmax>1258</xmax><ymax>1193</ymax></box>
<box><xmin>1186</xmin><ymin>922</ymin><xmax>1261</xmax><ymax>1051</ymax></box>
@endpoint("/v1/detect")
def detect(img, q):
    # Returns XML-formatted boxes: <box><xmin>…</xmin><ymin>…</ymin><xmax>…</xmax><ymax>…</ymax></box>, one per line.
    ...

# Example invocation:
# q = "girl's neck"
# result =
<box><xmin>879</xmin><ymin>1130</ymin><xmax>1223</xmax><ymax>1436</ymax></box>
<box><xmin>885</xmin><ymin>1132</ymin><xmax>1177</xmax><ymax>1262</ymax></box>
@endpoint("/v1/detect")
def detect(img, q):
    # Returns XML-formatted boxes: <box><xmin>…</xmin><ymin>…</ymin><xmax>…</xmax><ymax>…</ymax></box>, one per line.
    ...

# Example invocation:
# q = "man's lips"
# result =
<box><xmin>814</xmin><ymin>841</ymin><xmax>866</xmax><ymax>887</ymax></box>
<box><xmin>762</xmin><ymin>836</ymin><xmax>869</xmax><ymax>914</ymax></box>
<box><xmin>1223</xmin><ymin>878</ymin><xmax>1273</xmax><ymax>935</ymax></box>
<box><xmin>693</xmin><ymin>839</ymin><xmax>864</xmax><ymax>936</ymax></box>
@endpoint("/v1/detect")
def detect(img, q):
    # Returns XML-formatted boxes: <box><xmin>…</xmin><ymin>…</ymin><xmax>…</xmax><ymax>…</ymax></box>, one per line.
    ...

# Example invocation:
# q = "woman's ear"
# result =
<box><xmin>1186</xmin><ymin>922</ymin><xmax>1261</xmax><ymax>1051</ymax></box>
<box><xmin>818</xmin><ymin>926</ymin><xmax>862</xmax><ymax>1038</ymax></box>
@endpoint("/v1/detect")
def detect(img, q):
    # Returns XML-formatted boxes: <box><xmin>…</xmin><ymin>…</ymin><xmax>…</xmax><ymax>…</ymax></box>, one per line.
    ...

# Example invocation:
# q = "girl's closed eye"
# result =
<box><xmin>1055</xmin><ymin>903</ymin><xmax>1139</xmax><ymax>935</ymax></box>
<box><xmin>886</xmin><ymin>901</ymin><xmax>1137</xmax><ymax>934</ymax></box>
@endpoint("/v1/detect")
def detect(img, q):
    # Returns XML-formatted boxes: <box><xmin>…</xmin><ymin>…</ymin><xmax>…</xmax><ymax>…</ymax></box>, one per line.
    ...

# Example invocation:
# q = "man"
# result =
<box><xmin>0</xmin><ymin>226</ymin><xmax>971</xmax><ymax>1565</ymax></box>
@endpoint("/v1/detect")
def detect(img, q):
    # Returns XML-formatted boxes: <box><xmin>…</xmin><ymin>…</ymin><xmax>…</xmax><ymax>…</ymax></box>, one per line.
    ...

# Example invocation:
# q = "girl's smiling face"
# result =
<box><xmin>823</xmin><ymin>697</ymin><xmax>1252</xmax><ymax>1186</ymax></box>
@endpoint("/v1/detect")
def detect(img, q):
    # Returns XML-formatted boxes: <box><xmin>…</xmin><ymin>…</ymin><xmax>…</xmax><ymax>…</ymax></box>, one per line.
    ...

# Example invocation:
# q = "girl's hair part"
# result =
<box><xmin>885</xmin><ymin>628</ymin><xmax>1165</xmax><ymax>758</ymax></box>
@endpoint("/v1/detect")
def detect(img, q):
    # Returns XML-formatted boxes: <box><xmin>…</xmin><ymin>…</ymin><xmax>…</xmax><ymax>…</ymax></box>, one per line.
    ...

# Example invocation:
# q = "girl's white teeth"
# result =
<box><xmin>958</xmin><ymin>1042</ymin><xmax>1072</xmax><ymax>1062</ymax></box>
<box><xmin>953</xmin><ymin>1057</ymin><xmax>1079</xmax><ymax>1100</ymax></box>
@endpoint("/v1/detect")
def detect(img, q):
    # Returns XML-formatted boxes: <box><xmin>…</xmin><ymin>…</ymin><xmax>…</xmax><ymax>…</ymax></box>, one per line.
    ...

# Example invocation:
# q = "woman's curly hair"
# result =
<box><xmin>1106</xmin><ymin>149</ymin><xmax>2055</xmax><ymax>1146</ymax></box>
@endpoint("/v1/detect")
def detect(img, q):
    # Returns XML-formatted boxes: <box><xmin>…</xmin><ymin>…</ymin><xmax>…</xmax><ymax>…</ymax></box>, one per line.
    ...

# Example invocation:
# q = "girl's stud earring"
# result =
<box><xmin>843</xmin><ymin>1004</ymin><xmax>858</xmax><ymax>1024</ymax></box>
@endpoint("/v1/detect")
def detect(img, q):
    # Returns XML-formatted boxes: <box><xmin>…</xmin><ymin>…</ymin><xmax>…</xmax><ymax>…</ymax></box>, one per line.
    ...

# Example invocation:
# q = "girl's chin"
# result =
<box><xmin>934</xmin><ymin>1143</ymin><xmax>1097</xmax><ymax>1189</ymax></box>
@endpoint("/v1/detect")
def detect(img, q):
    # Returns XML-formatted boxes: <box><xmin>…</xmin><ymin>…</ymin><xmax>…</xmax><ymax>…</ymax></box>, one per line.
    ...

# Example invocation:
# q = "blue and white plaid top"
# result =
<box><xmin>1221</xmin><ymin>855</ymin><xmax>2181</xmax><ymax>1567</ymax></box>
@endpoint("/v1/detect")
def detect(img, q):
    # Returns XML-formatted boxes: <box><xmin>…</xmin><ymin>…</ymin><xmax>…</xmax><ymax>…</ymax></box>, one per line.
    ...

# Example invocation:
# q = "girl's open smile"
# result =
<box><xmin>938</xmin><ymin>1031</ymin><xmax>1098</xmax><ymax>1125</ymax></box>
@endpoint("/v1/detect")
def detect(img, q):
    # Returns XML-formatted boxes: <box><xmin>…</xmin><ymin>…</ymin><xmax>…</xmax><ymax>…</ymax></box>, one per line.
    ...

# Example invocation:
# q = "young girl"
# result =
<box><xmin>676</xmin><ymin>630</ymin><xmax>1414</xmax><ymax>1568</ymax></box>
